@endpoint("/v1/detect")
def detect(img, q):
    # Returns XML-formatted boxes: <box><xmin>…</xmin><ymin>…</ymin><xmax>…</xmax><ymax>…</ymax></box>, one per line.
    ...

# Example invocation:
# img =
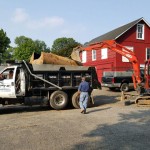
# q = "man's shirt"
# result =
<box><xmin>78</xmin><ymin>81</ymin><xmax>90</xmax><ymax>92</ymax></box>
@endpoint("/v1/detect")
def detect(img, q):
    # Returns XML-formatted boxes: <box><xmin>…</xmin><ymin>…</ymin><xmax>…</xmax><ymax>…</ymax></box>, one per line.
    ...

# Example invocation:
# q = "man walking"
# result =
<box><xmin>78</xmin><ymin>76</ymin><xmax>90</xmax><ymax>114</ymax></box>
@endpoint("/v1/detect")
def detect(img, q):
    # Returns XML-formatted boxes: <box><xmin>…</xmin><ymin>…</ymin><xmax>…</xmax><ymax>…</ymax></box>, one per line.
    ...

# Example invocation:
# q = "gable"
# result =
<box><xmin>86</xmin><ymin>17</ymin><xmax>150</xmax><ymax>45</ymax></box>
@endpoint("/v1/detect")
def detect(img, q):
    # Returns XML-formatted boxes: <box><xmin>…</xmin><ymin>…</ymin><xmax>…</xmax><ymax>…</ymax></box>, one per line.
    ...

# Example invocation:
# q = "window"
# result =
<box><xmin>92</xmin><ymin>50</ymin><xmax>96</xmax><ymax>61</ymax></box>
<box><xmin>122</xmin><ymin>46</ymin><xmax>134</xmax><ymax>62</ymax></box>
<box><xmin>137</xmin><ymin>24</ymin><xmax>144</xmax><ymax>40</ymax></box>
<box><xmin>82</xmin><ymin>51</ymin><xmax>86</xmax><ymax>63</ymax></box>
<box><xmin>0</xmin><ymin>68</ymin><xmax>14</xmax><ymax>80</ymax></box>
<box><xmin>146</xmin><ymin>48</ymin><xmax>150</xmax><ymax>60</ymax></box>
<box><xmin>101</xmin><ymin>48</ymin><xmax>108</xmax><ymax>59</ymax></box>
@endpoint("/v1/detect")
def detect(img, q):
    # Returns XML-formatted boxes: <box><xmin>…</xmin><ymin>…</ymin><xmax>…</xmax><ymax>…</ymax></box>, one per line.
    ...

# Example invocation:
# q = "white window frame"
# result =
<box><xmin>101</xmin><ymin>48</ymin><xmax>108</xmax><ymax>59</ymax></box>
<box><xmin>92</xmin><ymin>50</ymin><xmax>96</xmax><ymax>61</ymax></box>
<box><xmin>146</xmin><ymin>48</ymin><xmax>150</xmax><ymax>60</ymax></box>
<box><xmin>82</xmin><ymin>51</ymin><xmax>87</xmax><ymax>63</ymax></box>
<box><xmin>122</xmin><ymin>46</ymin><xmax>134</xmax><ymax>62</ymax></box>
<box><xmin>136</xmin><ymin>24</ymin><xmax>144</xmax><ymax>40</ymax></box>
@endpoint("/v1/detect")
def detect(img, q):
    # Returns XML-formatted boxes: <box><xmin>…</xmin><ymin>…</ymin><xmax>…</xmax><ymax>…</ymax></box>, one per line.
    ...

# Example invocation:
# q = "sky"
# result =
<box><xmin>0</xmin><ymin>0</ymin><xmax>150</xmax><ymax>48</ymax></box>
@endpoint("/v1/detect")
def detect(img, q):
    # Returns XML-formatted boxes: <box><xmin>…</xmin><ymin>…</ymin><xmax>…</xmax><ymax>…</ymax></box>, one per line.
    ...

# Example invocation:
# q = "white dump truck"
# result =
<box><xmin>0</xmin><ymin>60</ymin><xmax>101</xmax><ymax>110</ymax></box>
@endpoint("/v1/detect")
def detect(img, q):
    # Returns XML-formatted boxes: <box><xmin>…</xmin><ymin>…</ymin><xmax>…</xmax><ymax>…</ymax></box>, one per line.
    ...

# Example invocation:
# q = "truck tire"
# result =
<box><xmin>72</xmin><ymin>92</ymin><xmax>80</xmax><ymax>109</ymax></box>
<box><xmin>72</xmin><ymin>92</ymin><xmax>92</xmax><ymax>109</ymax></box>
<box><xmin>50</xmin><ymin>91</ymin><xmax>68</xmax><ymax>110</ymax></box>
<box><xmin>120</xmin><ymin>83</ymin><xmax>129</xmax><ymax>92</ymax></box>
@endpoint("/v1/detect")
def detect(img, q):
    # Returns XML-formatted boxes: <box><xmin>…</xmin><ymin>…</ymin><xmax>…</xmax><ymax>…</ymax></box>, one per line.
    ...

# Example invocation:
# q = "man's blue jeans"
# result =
<box><xmin>79</xmin><ymin>92</ymin><xmax>89</xmax><ymax>110</ymax></box>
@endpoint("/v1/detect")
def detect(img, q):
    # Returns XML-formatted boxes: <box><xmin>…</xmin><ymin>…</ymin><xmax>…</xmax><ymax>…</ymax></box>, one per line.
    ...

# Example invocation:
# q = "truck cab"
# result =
<box><xmin>0</xmin><ymin>66</ymin><xmax>26</xmax><ymax>98</ymax></box>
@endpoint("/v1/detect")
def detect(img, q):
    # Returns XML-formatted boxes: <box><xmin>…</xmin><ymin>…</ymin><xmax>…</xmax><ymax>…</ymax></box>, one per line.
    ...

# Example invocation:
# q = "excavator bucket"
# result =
<box><xmin>70</xmin><ymin>46</ymin><xmax>82</xmax><ymax>63</ymax></box>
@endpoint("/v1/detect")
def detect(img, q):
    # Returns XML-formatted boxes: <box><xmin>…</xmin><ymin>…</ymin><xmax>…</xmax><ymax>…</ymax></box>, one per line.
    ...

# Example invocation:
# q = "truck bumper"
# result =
<box><xmin>101</xmin><ymin>83</ymin><xmax>120</xmax><ymax>88</ymax></box>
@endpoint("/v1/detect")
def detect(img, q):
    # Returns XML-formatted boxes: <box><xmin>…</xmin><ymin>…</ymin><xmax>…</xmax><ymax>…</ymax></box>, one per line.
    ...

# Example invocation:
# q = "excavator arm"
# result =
<box><xmin>82</xmin><ymin>40</ymin><xmax>142</xmax><ymax>90</ymax></box>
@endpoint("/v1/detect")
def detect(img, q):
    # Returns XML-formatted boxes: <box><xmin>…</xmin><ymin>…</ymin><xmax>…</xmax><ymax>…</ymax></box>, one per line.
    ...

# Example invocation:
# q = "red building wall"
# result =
<box><xmin>117</xmin><ymin>20</ymin><xmax>150</xmax><ymax>65</ymax></box>
<box><xmin>82</xmin><ymin>20</ymin><xmax>150</xmax><ymax>82</ymax></box>
<box><xmin>83</xmin><ymin>48</ymin><xmax>116</xmax><ymax>81</ymax></box>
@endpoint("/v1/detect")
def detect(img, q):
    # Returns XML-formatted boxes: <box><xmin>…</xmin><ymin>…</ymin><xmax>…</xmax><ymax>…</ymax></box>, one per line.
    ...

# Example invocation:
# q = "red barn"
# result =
<box><xmin>81</xmin><ymin>17</ymin><xmax>150</xmax><ymax>82</ymax></box>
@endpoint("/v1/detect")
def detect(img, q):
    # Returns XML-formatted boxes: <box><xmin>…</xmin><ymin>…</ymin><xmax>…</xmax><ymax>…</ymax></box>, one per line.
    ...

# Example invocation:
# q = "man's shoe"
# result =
<box><xmin>84</xmin><ymin>109</ymin><xmax>86</xmax><ymax>114</ymax></box>
<box><xmin>81</xmin><ymin>110</ymin><xmax>84</xmax><ymax>113</ymax></box>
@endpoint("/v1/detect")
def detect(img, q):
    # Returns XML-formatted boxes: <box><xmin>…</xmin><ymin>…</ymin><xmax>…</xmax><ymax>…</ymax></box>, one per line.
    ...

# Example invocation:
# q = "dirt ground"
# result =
<box><xmin>0</xmin><ymin>88</ymin><xmax>150</xmax><ymax>150</ymax></box>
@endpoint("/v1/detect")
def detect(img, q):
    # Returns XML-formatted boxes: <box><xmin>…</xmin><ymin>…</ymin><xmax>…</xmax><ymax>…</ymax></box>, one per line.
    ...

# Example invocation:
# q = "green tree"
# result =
<box><xmin>51</xmin><ymin>37</ymin><xmax>81</xmax><ymax>57</ymax></box>
<box><xmin>0</xmin><ymin>29</ymin><xmax>10</xmax><ymax>53</ymax></box>
<box><xmin>14</xmin><ymin>36</ymin><xmax>50</xmax><ymax>61</ymax></box>
<box><xmin>34</xmin><ymin>40</ymin><xmax>50</xmax><ymax>53</ymax></box>
<box><xmin>2</xmin><ymin>47</ymin><xmax>14</xmax><ymax>62</ymax></box>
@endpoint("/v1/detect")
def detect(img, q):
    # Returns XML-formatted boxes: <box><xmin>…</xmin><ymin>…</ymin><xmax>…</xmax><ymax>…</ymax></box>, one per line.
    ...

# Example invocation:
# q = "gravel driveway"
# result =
<box><xmin>0</xmin><ymin>88</ymin><xmax>150</xmax><ymax>150</ymax></box>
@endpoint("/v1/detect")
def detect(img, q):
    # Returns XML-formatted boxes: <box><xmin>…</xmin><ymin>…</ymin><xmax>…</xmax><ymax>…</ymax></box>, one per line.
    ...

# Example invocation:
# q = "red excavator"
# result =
<box><xmin>79</xmin><ymin>40</ymin><xmax>150</xmax><ymax>105</ymax></box>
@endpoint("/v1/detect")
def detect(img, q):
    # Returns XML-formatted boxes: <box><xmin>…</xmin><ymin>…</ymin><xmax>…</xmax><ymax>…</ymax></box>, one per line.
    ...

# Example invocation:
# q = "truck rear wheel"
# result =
<box><xmin>72</xmin><ymin>92</ymin><xmax>93</xmax><ymax>109</ymax></box>
<box><xmin>120</xmin><ymin>83</ymin><xmax>129</xmax><ymax>92</ymax></box>
<box><xmin>72</xmin><ymin>92</ymin><xmax>80</xmax><ymax>109</ymax></box>
<box><xmin>50</xmin><ymin>91</ymin><xmax>68</xmax><ymax>110</ymax></box>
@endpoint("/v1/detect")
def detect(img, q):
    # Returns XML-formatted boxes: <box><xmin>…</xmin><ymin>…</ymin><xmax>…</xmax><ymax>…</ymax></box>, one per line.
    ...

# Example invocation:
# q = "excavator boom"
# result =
<box><xmin>82</xmin><ymin>40</ymin><xmax>142</xmax><ymax>90</ymax></box>
<box><xmin>80</xmin><ymin>40</ymin><xmax>150</xmax><ymax>105</ymax></box>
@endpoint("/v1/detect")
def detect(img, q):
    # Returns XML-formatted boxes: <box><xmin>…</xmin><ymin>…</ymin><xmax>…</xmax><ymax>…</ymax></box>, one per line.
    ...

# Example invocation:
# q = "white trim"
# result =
<box><xmin>136</xmin><ymin>24</ymin><xmax>144</xmax><ymax>40</ymax></box>
<box><xmin>92</xmin><ymin>50</ymin><xmax>96</xmax><ymax>61</ymax></box>
<box><xmin>82</xmin><ymin>51</ymin><xmax>87</xmax><ymax>63</ymax></box>
<box><xmin>142</xmin><ymin>17</ymin><xmax>150</xmax><ymax>27</ymax></box>
<box><xmin>122</xmin><ymin>46</ymin><xmax>134</xmax><ymax>62</ymax></box>
<box><xmin>140</xmin><ymin>64</ymin><xmax>144</xmax><ymax>68</ymax></box>
<box><xmin>146</xmin><ymin>48</ymin><xmax>150</xmax><ymax>60</ymax></box>
<box><xmin>101</xmin><ymin>48</ymin><xmax>108</xmax><ymax>59</ymax></box>
<box><xmin>115</xmin><ymin>17</ymin><xmax>149</xmax><ymax>40</ymax></box>
<box><xmin>146</xmin><ymin>48</ymin><xmax>147</xmax><ymax>60</ymax></box>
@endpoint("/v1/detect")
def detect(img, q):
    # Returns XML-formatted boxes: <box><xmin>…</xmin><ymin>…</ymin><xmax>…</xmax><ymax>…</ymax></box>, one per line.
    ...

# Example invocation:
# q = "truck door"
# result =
<box><xmin>15</xmin><ymin>68</ymin><xmax>26</xmax><ymax>96</ymax></box>
<box><xmin>0</xmin><ymin>68</ymin><xmax>16</xmax><ymax>98</ymax></box>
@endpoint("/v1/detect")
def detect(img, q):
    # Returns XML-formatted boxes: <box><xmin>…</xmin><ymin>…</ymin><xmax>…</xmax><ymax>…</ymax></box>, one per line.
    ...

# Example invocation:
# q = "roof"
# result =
<box><xmin>86</xmin><ymin>17</ymin><xmax>150</xmax><ymax>45</ymax></box>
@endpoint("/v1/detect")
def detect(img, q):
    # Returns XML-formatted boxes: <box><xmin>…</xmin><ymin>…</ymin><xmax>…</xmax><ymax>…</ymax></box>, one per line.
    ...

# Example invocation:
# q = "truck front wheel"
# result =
<box><xmin>50</xmin><ymin>91</ymin><xmax>68</xmax><ymax>110</ymax></box>
<box><xmin>120</xmin><ymin>83</ymin><xmax>129</xmax><ymax>92</ymax></box>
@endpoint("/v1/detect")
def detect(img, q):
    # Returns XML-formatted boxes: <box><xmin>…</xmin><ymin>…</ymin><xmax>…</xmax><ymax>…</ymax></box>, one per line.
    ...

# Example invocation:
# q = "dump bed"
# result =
<box><xmin>23</xmin><ymin>61</ymin><xmax>100</xmax><ymax>91</ymax></box>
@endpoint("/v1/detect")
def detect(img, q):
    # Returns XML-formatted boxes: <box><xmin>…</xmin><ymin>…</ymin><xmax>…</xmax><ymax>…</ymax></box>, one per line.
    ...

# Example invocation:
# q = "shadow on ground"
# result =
<box><xmin>0</xmin><ymin>105</ymin><xmax>50</xmax><ymax>115</ymax></box>
<box><xmin>0</xmin><ymin>94</ymin><xmax>120</xmax><ymax>114</ymax></box>
<box><xmin>92</xmin><ymin>94</ymin><xmax>120</xmax><ymax>107</ymax></box>
<box><xmin>72</xmin><ymin>109</ymin><xmax>150</xmax><ymax>150</ymax></box>
<box><xmin>0</xmin><ymin>88</ymin><xmax>123</xmax><ymax>114</ymax></box>
<box><xmin>87</xmin><ymin>107</ymin><xmax>112</xmax><ymax>114</ymax></box>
